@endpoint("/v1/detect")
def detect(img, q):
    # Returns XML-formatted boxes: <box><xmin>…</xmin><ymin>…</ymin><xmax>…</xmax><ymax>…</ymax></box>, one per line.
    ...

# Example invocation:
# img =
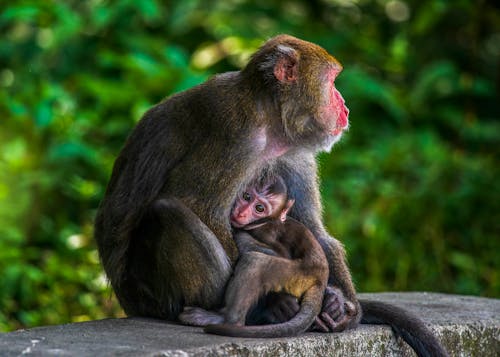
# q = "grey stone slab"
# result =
<box><xmin>0</xmin><ymin>292</ymin><xmax>498</xmax><ymax>356</ymax></box>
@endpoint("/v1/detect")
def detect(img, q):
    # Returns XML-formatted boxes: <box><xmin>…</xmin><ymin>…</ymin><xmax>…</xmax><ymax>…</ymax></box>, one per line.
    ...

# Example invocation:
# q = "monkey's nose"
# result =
<box><xmin>232</xmin><ymin>209</ymin><xmax>244</xmax><ymax>218</ymax></box>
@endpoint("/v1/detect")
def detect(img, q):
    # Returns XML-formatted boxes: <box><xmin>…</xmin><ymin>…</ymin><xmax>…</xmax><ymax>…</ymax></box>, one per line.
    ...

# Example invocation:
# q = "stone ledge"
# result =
<box><xmin>1</xmin><ymin>292</ymin><xmax>498</xmax><ymax>356</ymax></box>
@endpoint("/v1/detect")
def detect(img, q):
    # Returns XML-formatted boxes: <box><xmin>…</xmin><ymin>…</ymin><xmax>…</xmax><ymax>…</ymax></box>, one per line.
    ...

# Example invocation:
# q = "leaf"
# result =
<box><xmin>0</xmin><ymin>6</ymin><xmax>39</xmax><ymax>23</ymax></box>
<box><xmin>35</xmin><ymin>100</ymin><xmax>52</xmax><ymax>127</ymax></box>
<box><xmin>47</xmin><ymin>141</ymin><xmax>96</xmax><ymax>164</ymax></box>
<box><xmin>340</xmin><ymin>67</ymin><xmax>407</xmax><ymax>122</ymax></box>
<box><xmin>409</xmin><ymin>60</ymin><xmax>458</xmax><ymax>110</ymax></box>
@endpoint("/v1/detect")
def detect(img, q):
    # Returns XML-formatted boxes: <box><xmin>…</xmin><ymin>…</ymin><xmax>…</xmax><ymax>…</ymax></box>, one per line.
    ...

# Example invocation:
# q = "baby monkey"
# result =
<box><xmin>179</xmin><ymin>175</ymin><xmax>329</xmax><ymax>337</ymax></box>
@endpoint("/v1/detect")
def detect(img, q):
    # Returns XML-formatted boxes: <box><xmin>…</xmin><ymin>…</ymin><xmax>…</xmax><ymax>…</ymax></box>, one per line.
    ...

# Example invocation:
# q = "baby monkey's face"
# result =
<box><xmin>230</xmin><ymin>188</ymin><xmax>286</xmax><ymax>228</ymax></box>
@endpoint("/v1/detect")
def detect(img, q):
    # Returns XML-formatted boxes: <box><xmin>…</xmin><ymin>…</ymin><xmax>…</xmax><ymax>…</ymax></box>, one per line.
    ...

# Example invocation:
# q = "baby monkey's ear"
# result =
<box><xmin>280</xmin><ymin>199</ymin><xmax>295</xmax><ymax>222</ymax></box>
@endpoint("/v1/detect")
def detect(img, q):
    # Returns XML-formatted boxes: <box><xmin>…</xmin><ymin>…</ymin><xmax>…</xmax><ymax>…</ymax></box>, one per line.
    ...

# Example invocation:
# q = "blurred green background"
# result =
<box><xmin>0</xmin><ymin>0</ymin><xmax>498</xmax><ymax>332</ymax></box>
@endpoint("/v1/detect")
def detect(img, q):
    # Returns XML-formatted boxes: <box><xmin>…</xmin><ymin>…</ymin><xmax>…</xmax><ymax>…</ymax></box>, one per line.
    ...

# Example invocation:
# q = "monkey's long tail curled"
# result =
<box><xmin>360</xmin><ymin>299</ymin><xmax>449</xmax><ymax>357</ymax></box>
<box><xmin>204</xmin><ymin>285</ymin><xmax>323</xmax><ymax>338</ymax></box>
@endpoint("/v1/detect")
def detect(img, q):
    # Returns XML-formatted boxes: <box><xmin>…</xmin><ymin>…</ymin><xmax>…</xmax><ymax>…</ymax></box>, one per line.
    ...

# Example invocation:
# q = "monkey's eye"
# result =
<box><xmin>243</xmin><ymin>192</ymin><xmax>251</xmax><ymax>201</ymax></box>
<box><xmin>255</xmin><ymin>204</ymin><xmax>265</xmax><ymax>213</ymax></box>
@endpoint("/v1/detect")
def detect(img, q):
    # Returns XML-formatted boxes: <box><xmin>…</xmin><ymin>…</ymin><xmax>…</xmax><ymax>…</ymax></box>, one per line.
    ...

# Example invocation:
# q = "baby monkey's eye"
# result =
<box><xmin>255</xmin><ymin>204</ymin><xmax>265</xmax><ymax>213</ymax></box>
<box><xmin>243</xmin><ymin>192</ymin><xmax>251</xmax><ymax>201</ymax></box>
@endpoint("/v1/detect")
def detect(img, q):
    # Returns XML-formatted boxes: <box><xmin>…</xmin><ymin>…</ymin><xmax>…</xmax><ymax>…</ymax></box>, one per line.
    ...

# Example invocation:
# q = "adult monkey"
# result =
<box><xmin>95</xmin><ymin>34</ymin><xmax>357</xmax><ymax>330</ymax></box>
<box><xmin>95</xmin><ymin>35</ymin><xmax>448</xmax><ymax>356</ymax></box>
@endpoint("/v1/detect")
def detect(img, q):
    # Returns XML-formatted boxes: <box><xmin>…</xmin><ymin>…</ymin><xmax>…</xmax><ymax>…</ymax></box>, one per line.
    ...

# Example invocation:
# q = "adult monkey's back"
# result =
<box><xmin>94</xmin><ymin>35</ymin><xmax>447</xmax><ymax>356</ymax></box>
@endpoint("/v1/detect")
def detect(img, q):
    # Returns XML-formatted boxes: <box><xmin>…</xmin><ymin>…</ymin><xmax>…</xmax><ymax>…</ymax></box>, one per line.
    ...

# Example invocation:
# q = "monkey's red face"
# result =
<box><xmin>230</xmin><ymin>189</ymin><xmax>285</xmax><ymax>228</ymax></box>
<box><xmin>319</xmin><ymin>68</ymin><xmax>349</xmax><ymax>148</ymax></box>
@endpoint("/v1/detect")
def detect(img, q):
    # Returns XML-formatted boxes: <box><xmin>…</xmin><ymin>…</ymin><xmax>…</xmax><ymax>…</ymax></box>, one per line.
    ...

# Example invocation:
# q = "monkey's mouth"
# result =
<box><xmin>331</xmin><ymin>128</ymin><xmax>343</xmax><ymax>136</ymax></box>
<box><xmin>331</xmin><ymin>103</ymin><xmax>349</xmax><ymax>136</ymax></box>
<box><xmin>230</xmin><ymin>217</ymin><xmax>245</xmax><ymax>228</ymax></box>
<box><xmin>330</xmin><ymin>123</ymin><xmax>348</xmax><ymax>137</ymax></box>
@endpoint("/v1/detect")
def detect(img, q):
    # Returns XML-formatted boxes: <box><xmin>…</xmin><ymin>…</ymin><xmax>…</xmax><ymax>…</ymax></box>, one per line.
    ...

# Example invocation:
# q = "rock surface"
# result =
<box><xmin>1</xmin><ymin>292</ymin><xmax>498</xmax><ymax>356</ymax></box>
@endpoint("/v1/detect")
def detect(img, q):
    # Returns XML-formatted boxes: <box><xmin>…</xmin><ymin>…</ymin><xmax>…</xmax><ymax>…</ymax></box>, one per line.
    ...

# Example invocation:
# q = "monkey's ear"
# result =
<box><xmin>280</xmin><ymin>199</ymin><xmax>295</xmax><ymax>222</ymax></box>
<box><xmin>273</xmin><ymin>45</ymin><xmax>298</xmax><ymax>83</ymax></box>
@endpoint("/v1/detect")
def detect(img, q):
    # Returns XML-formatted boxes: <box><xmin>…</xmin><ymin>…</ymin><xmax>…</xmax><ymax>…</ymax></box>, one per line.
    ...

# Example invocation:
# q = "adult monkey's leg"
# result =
<box><xmin>123</xmin><ymin>198</ymin><xmax>232</xmax><ymax>320</ymax></box>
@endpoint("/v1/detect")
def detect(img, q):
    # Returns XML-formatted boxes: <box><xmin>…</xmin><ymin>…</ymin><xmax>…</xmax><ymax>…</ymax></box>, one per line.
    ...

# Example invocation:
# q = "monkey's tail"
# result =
<box><xmin>360</xmin><ymin>299</ymin><xmax>449</xmax><ymax>357</ymax></box>
<box><xmin>204</xmin><ymin>285</ymin><xmax>323</xmax><ymax>338</ymax></box>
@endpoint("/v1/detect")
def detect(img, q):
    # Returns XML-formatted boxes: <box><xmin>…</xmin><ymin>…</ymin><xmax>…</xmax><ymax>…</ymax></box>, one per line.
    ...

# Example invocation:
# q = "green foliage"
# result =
<box><xmin>0</xmin><ymin>0</ymin><xmax>498</xmax><ymax>331</ymax></box>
